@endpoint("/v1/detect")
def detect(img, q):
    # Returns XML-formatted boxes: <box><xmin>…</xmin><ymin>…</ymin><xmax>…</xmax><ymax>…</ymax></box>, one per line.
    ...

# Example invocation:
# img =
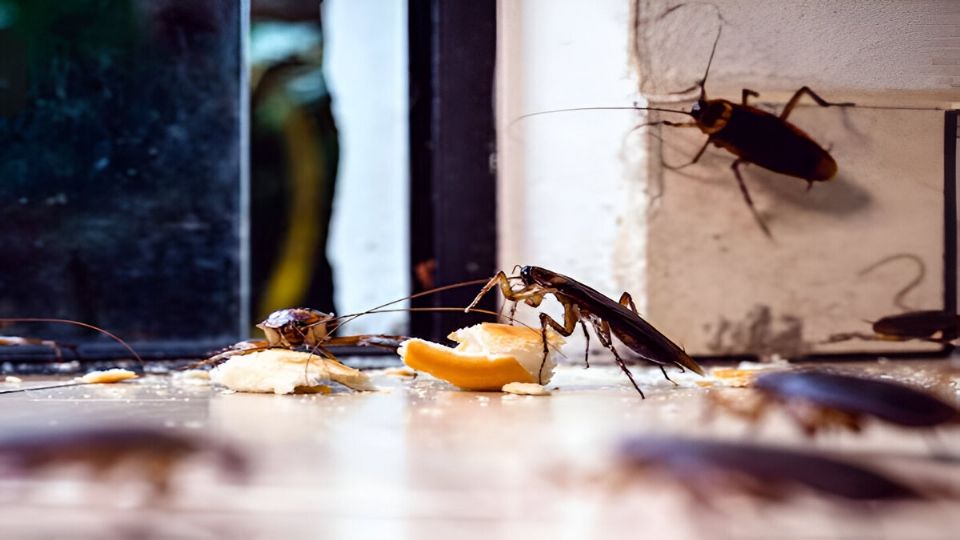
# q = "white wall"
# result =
<box><xmin>497</xmin><ymin>0</ymin><xmax>643</xmax><ymax>347</ymax></box>
<box><xmin>325</xmin><ymin>0</ymin><xmax>409</xmax><ymax>334</ymax></box>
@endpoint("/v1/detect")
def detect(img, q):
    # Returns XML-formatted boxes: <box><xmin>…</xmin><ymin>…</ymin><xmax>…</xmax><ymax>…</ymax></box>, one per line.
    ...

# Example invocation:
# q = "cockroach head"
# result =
<box><xmin>520</xmin><ymin>266</ymin><xmax>566</xmax><ymax>288</ymax></box>
<box><xmin>520</xmin><ymin>266</ymin><xmax>548</xmax><ymax>286</ymax></box>
<box><xmin>690</xmin><ymin>100</ymin><xmax>730</xmax><ymax>133</ymax></box>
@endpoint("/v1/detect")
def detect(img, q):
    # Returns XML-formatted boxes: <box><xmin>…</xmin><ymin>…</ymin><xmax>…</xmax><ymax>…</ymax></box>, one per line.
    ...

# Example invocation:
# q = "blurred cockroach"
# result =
<box><xmin>0</xmin><ymin>318</ymin><xmax>143</xmax><ymax>369</ymax></box>
<box><xmin>712</xmin><ymin>370</ymin><xmax>960</xmax><ymax>436</ymax></box>
<box><xmin>0</xmin><ymin>336</ymin><xmax>70</xmax><ymax>359</ymax></box>
<box><xmin>617</xmin><ymin>435</ymin><xmax>923</xmax><ymax>502</ymax></box>
<box><xmin>0</xmin><ymin>426</ymin><xmax>247</xmax><ymax>498</ymax></box>
<box><xmin>466</xmin><ymin>265</ymin><xmax>705</xmax><ymax>397</ymax></box>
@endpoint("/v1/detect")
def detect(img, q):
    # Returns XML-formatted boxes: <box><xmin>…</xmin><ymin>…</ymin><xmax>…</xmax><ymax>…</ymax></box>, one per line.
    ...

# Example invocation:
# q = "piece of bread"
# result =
<box><xmin>399</xmin><ymin>322</ymin><xmax>565</xmax><ymax>391</ymax></box>
<box><xmin>209</xmin><ymin>349</ymin><xmax>372</xmax><ymax>394</ymax></box>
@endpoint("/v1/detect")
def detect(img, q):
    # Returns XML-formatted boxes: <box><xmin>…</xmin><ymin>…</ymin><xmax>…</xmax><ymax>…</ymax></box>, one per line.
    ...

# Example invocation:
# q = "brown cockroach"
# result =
<box><xmin>823</xmin><ymin>254</ymin><xmax>955</xmax><ymax>346</ymax></box>
<box><xmin>204</xmin><ymin>307</ymin><xmax>410</xmax><ymax>365</ymax></box>
<box><xmin>711</xmin><ymin>370</ymin><xmax>960</xmax><ymax>436</ymax></box>
<box><xmin>824</xmin><ymin>310</ymin><xmax>960</xmax><ymax>346</ymax></box>
<box><xmin>203</xmin><ymin>278</ymin><xmax>520</xmax><ymax>366</ymax></box>
<box><xmin>0</xmin><ymin>318</ymin><xmax>143</xmax><ymax>369</ymax></box>
<box><xmin>466</xmin><ymin>265</ymin><xmax>705</xmax><ymax>397</ymax></box>
<box><xmin>522</xmin><ymin>21</ymin><xmax>854</xmax><ymax>237</ymax></box>
<box><xmin>638</xmin><ymin>24</ymin><xmax>856</xmax><ymax>237</ymax></box>
<box><xmin>0</xmin><ymin>426</ymin><xmax>247</xmax><ymax>498</ymax></box>
<box><xmin>617</xmin><ymin>435</ymin><xmax>924</xmax><ymax>502</ymax></box>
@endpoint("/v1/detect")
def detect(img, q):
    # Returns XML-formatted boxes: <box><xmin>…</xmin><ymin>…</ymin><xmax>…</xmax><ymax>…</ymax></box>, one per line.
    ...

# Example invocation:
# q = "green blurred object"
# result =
<box><xmin>249</xmin><ymin>15</ymin><xmax>340</xmax><ymax>326</ymax></box>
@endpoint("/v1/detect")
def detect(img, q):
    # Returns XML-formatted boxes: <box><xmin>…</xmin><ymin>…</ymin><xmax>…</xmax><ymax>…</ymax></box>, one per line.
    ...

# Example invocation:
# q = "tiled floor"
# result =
<box><xmin>0</xmin><ymin>360</ymin><xmax>958</xmax><ymax>539</ymax></box>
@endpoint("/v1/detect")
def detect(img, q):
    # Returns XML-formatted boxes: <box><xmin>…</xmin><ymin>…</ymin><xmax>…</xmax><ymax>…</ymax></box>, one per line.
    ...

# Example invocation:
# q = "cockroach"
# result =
<box><xmin>825</xmin><ymin>310</ymin><xmax>960</xmax><ymax>345</ymax></box>
<box><xmin>617</xmin><ymin>435</ymin><xmax>923</xmax><ymax>502</ymax></box>
<box><xmin>823</xmin><ymin>254</ymin><xmax>954</xmax><ymax>345</ymax></box>
<box><xmin>206</xmin><ymin>307</ymin><xmax>409</xmax><ymax>364</ymax></box>
<box><xmin>203</xmin><ymin>307</ymin><xmax>411</xmax><ymax>366</ymax></box>
<box><xmin>523</xmin><ymin>22</ymin><xmax>855</xmax><ymax>237</ymax></box>
<box><xmin>712</xmin><ymin>370</ymin><xmax>960</xmax><ymax>436</ymax></box>
<box><xmin>641</xmin><ymin>24</ymin><xmax>857</xmax><ymax>237</ymax></box>
<box><xmin>203</xmin><ymin>278</ymin><xmax>515</xmax><ymax>366</ymax></box>
<box><xmin>0</xmin><ymin>336</ymin><xmax>70</xmax><ymax>360</ymax></box>
<box><xmin>466</xmin><ymin>265</ymin><xmax>705</xmax><ymax>397</ymax></box>
<box><xmin>0</xmin><ymin>426</ymin><xmax>247</xmax><ymax>498</ymax></box>
<box><xmin>0</xmin><ymin>318</ymin><xmax>143</xmax><ymax>369</ymax></box>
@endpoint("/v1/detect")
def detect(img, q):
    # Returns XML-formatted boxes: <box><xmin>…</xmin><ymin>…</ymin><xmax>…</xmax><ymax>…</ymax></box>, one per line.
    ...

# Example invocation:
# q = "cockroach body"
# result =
<box><xmin>258</xmin><ymin>307</ymin><xmax>335</xmax><ymax>348</ymax></box>
<box><xmin>0</xmin><ymin>426</ymin><xmax>247</xmax><ymax>497</ymax></box>
<box><xmin>618</xmin><ymin>436</ymin><xmax>923</xmax><ymax>501</ymax></box>
<box><xmin>717</xmin><ymin>370</ymin><xmax>960</xmax><ymax>435</ymax></box>
<box><xmin>872</xmin><ymin>310</ymin><xmax>959</xmax><ymax>342</ymax></box>
<box><xmin>825</xmin><ymin>310</ymin><xmax>959</xmax><ymax>345</ymax></box>
<box><xmin>206</xmin><ymin>306</ymin><xmax>408</xmax><ymax>365</ymax></box>
<box><xmin>467</xmin><ymin>265</ymin><xmax>705</xmax><ymax>397</ymax></box>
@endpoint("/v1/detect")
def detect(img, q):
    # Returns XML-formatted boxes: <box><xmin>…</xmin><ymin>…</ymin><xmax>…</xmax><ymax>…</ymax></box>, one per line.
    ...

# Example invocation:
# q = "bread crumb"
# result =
<box><xmin>383</xmin><ymin>366</ymin><xmax>417</xmax><ymax>378</ymax></box>
<box><xmin>210</xmin><ymin>349</ymin><xmax>373</xmax><ymax>394</ymax></box>
<box><xmin>502</xmin><ymin>382</ymin><xmax>551</xmax><ymax>396</ymax></box>
<box><xmin>172</xmin><ymin>369</ymin><xmax>212</xmax><ymax>386</ymax></box>
<box><xmin>78</xmin><ymin>369</ymin><xmax>138</xmax><ymax>384</ymax></box>
<box><xmin>708</xmin><ymin>368</ymin><xmax>758</xmax><ymax>388</ymax></box>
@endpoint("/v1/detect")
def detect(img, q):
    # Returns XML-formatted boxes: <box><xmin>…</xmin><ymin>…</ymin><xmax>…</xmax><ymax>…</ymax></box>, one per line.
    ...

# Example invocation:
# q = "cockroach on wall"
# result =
<box><xmin>467</xmin><ymin>265</ymin><xmax>705</xmax><ymax>397</ymax></box>
<box><xmin>711</xmin><ymin>370</ymin><xmax>960</xmax><ymax>436</ymax></box>
<box><xmin>637</xmin><ymin>24</ymin><xmax>856</xmax><ymax>237</ymax></box>
<box><xmin>824</xmin><ymin>254</ymin><xmax>958</xmax><ymax>346</ymax></box>
<box><xmin>524</xmin><ymin>17</ymin><xmax>855</xmax><ymax>237</ymax></box>
<box><xmin>825</xmin><ymin>310</ymin><xmax>960</xmax><ymax>346</ymax></box>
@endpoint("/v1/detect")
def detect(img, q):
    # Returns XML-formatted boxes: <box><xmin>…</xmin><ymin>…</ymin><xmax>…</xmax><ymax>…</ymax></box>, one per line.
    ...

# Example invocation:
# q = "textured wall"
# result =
<box><xmin>497</xmin><ymin>0</ymin><xmax>957</xmax><ymax>358</ymax></box>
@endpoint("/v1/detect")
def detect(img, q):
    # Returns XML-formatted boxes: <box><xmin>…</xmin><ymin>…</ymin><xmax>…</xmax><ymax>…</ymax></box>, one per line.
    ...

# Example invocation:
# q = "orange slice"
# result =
<box><xmin>399</xmin><ymin>323</ymin><xmax>564</xmax><ymax>391</ymax></box>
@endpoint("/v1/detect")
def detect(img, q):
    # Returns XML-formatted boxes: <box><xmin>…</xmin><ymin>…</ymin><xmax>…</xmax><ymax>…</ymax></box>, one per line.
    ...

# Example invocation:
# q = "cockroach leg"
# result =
<box><xmin>616</xmin><ymin>292</ymin><xmax>678</xmax><ymax>385</ymax></box>
<box><xmin>579</xmin><ymin>320</ymin><xmax>591</xmax><ymax>368</ymax></box>
<box><xmin>638</xmin><ymin>119</ymin><xmax>700</xmax><ymax>129</ymax></box>
<box><xmin>741</xmin><ymin>88</ymin><xmax>759</xmax><ymax>105</ymax></box>
<box><xmin>730</xmin><ymin>158</ymin><xmax>773</xmax><ymax>238</ymax></box>
<box><xmin>536</xmin><ymin>303</ymin><xmax>580</xmax><ymax>383</ymax></box>
<box><xmin>657</xmin><ymin>365</ymin><xmax>679</xmax><ymax>386</ymax></box>
<box><xmin>663</xmin><ymin>137</ymin><xmax>711</xmax><ymax>171</ymax></box>
<box><xmin>592</xmin><ymin>319</ymin><xmax>645</xmax><ymax>398</ymax></box>
<box><xmin>779</xmin><ymin>85</ymin><xmax>855</xmax><ymax>121</ymax></box>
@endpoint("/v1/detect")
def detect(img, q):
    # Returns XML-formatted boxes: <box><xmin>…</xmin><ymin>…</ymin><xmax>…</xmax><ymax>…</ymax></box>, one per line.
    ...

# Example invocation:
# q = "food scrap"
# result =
<box><xmin>210</xmin><ymin>348</ymin><xmax>373</xmax><ymax>394</ymax></box>
<box><xmin>171</xmin><ymin>369</ymin><xmax>212</xmax><ymax>386</ymax></box>
<box><xmin>78</xmin><ymin>368</ymin><xmax>138</xmax><ymax>384</ymax></box>
<box><xmin>399</xmin><ymin>322</ymin><xmax>565</xmax><ymax>391</ymax></box>
<box><xmin>382</xmin><ymin>366</ymin><xmax>418</xmax><ymax>378</ymax></box>
<box><xmin>699</xmin><ymin>368</ymin><xmax>759</xmax><ymax>388</ymax></box>
<box><xmin>502</xmin><ymin>382</ymin><xmax>551</xmax><ymax>396</ymax></box>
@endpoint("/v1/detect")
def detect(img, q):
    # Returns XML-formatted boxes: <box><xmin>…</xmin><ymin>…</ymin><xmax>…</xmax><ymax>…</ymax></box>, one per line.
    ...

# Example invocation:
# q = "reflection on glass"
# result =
<box><xmin>0</xmin><ymin>0</ymin><xmax>242</xmax><ymax>346</ymax></box>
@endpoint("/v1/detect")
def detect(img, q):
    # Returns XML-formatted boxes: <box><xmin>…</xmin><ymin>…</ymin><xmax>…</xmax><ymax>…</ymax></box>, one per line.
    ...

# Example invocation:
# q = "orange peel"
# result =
<box><xmin>399</xmin><ymin>322</ymin><xmax>564</xmax><ymax>391</ymax></box>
